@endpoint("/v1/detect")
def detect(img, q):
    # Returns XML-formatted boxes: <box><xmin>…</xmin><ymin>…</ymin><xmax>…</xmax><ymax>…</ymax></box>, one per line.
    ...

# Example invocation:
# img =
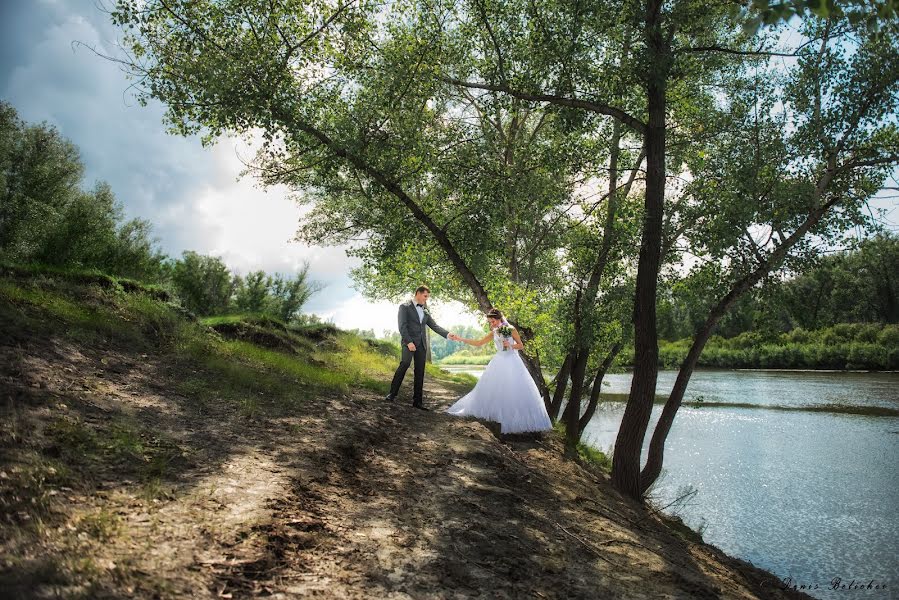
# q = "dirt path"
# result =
<box><xmin>1</xmin><ymin>334</ymin><xmax>809</xmax><ymax>599</ymax></box>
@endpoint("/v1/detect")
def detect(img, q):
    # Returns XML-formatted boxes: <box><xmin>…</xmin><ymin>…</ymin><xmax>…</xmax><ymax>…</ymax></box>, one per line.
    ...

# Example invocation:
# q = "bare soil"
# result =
<box><xmin>0</xmin><ymin>331</ymin><xmax>811</xmax><ymax>599</ymax></box>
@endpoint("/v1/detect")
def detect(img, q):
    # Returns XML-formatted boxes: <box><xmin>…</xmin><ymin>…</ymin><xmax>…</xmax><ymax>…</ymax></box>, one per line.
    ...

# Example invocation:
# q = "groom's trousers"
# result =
<box><xmin>389</xmin><ymin>341</ymin><xmax>427</xmax><ymax>405</ymax></box>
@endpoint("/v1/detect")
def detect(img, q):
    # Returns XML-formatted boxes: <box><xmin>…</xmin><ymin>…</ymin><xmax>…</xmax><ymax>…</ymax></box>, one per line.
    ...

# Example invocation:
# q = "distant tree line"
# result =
<box><xmin>656</xmin><ymin>323</ymin><xmax>899</xmax><ymax>371</ymax></box>
<box><xmin>658</xmin><ymin>234</ymin><xmax>899</xmax><ymax>341</ymax></box>
<box><xmin>0</xmin><ymin>102</ymin><xmax>317</xmax><ymax>320</ymax></box>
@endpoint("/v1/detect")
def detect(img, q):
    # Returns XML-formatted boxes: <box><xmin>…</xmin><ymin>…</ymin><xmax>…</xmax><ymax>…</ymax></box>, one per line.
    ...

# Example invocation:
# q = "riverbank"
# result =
<box><xmin>0</xmin><ymin>271</ymin><xmax>811</xmax><ymax>598</ymax></box>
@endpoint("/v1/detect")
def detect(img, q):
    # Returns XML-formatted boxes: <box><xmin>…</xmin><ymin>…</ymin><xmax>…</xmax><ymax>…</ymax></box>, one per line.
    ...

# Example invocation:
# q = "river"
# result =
<box><xmin>440</xmin><ymin>365</ymin><xmax>899</xmax><ymax>598</ymax></box>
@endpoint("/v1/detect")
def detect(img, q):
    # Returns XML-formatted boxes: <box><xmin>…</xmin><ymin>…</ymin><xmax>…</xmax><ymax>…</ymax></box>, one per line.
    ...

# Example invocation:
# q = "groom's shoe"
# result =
<box><xmin>384</xmin><ymin>393</ymin><xmax>396</xmax><ymax>402</ymax></box>
<box><xmin>412</xmin><ymin>403</ymin><xmax>429</xmax><ymax>411</ymax></box>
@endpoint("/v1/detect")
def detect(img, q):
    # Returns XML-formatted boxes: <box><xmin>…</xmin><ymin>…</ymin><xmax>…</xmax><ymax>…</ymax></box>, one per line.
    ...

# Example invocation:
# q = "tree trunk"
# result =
<box><xmin>565</xmin><ymin>350</ymin><xmax>589</xmax><ymax>457</ymax></box>
<box><xmin>565</xmin><ymin>291</ymin><xmax>587</xmax><ymax>457</ymax></box>
<box><xmin>549</xmin><ymin>352</ymin><xmax>572</xmax><ymax>420</ymax></box>
<box><xmin>519</xmin><ymin>348</ymin><xmax>550</xmax><ymax>410</ymax></box>
<box><xmin>611</xmin><ymin>0</ymin><xmax>667</xmax><ymax>502</ymax></box>
<box><xmin>578</xmin><ymin>341</ymin><xmax>623</xmax><ymax>436</ymax></box>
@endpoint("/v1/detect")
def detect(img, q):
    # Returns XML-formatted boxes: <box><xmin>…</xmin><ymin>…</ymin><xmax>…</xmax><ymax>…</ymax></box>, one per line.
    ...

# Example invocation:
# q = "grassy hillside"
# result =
<box><xmin>0</xmin><ymin>266</ymin><xmax>474</xmax><ymax>597</ymax></box>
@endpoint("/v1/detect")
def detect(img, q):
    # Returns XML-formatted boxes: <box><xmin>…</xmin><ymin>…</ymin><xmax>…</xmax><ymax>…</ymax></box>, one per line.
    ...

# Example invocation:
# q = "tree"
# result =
<box><xmin>441</xmin><ymin>0</ymin><xmax>898</xmax><ymax>499</ymax></box>
<box><xmin>440</xmin><ymin>0</ymin><xmax>770</xmax><ymax>489</ymax></box>
<box><xmin>780</xmin><ymin>234</ymin><xmax>899</xmax><ymax>327</ymax></box>
<box><xmin>268</xmin><ymin>265</ymin><xmax>319</xmax><ymax>323</ymax></box>
<box><xmin>0</xmin><ymin>102</ymin><xmax>84</xmax><ymax>260</ymax></box>
<box><xmin>108</xmin><ymin>0</ymin><xmax>898</xmax><ymax>503</ymax></box>
<box><xmin>0</xmin><ymin>101</ymin><xmax>166</xmax><ymax>281</ymax></box>
<box><xmin>235</xmin><ymin>270</ymin><xmax>272</xmax><ymax>313</ymax></box>
<box><xmin>170</xmin><ymin>251</ymin><xmax>237</xmax><ymax>316</ymax></box>
<box><xmin>108</xmin><ymin>0</ymin><xmax>602</xmax><ymax>409</ymax></box>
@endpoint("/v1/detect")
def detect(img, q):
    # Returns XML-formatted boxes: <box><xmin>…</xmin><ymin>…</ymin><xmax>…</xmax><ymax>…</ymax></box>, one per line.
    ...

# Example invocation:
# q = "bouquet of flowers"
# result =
<box><xmin>497</xmin><ymin>323</ymin><xmax>513</xmax><ymax>351</ymax></box>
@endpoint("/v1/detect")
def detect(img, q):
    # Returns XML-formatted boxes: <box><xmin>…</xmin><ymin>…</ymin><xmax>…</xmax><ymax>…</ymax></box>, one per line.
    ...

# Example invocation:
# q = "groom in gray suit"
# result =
<box><xmin>385</xmin><ymin>285</ymin><xmax>459</xmax><ymax>409</ymax></box>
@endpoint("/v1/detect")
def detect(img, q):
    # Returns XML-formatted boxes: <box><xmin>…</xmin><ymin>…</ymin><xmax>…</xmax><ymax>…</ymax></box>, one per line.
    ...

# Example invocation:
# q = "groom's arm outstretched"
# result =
<box><xmin>424</xmin><ymin>313</ymin><xmax>459</xmax><ymax>341</ymax></box>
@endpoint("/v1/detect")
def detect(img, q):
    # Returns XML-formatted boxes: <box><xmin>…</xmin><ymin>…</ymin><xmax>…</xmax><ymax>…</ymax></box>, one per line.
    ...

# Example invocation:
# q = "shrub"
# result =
<box><xmin>846</xmin><ymin>343</ymin><xmax>886</xmax><ymax>370</ymax></box>
<box><xmin>877</xmin><ymin>324</ymin><xmax>899</xmax><ymax>347</ymax></box>
<box><xmin>854</xmin><ymin>324</ymin><xmax>881</xmax><ymax>343</ymax></box>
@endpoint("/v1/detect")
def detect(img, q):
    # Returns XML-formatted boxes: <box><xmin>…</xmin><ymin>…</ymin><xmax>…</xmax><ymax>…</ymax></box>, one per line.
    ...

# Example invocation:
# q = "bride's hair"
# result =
<box><xmin>485</xmin><ymin>308</ymin><xmax>504</xmax><ymax>320</ymax></box>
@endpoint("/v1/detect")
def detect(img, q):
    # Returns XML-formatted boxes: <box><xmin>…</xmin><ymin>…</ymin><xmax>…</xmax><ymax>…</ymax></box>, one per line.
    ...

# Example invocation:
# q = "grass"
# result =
<box><xmin>43</xmin><ymin>416</ymin><xmax>188</xmax><ymax>485</ymax></box>
<box><xmin>552</xmin><ymin>422</ymin><xmax>613</xmax><ymax>472</ymax></box>
<box><xmin>0</xmin><ymin>270</ymin><xmax>470</xmax><ymax>396</ymax></box>
<box><xmin>75</xmin><ymin>509</ymin><xmax>120</xmax><ymax>542</ymax></box>
<box><xmin>0</xmin><ymin>261</ymin><xmax>171</xmax><ymax>300</ymax></box>
<box><xmin>0</xmin><ymin>267</ymin><xmax>478</xmax><ymax>520</ymax></box>
<box><xmin>0</xmin><ymin>264</ymin><xmax>473</xmax><ymax>447</ymax></box>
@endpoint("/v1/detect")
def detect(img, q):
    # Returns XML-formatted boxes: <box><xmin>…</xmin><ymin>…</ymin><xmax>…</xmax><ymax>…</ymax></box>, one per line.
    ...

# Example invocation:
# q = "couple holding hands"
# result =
<box><xmin>384</xmin><ymin>285</ymin><xmax>552</xmax><ymax>434</ymax></box>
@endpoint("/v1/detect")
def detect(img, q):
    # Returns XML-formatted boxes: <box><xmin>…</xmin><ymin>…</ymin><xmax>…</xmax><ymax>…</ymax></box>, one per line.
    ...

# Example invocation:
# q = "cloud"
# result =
<box><xmin>0</xmin><ymin>0</ymin><xmax>362</xmax><ymax>292</ymax></box>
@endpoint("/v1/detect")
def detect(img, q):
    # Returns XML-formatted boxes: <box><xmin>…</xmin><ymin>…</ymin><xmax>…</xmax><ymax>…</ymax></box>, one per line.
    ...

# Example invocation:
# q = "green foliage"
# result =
<box><xmin>106</xmin><ymin>0</ymin><xmax>644</xmax><ymax>376</ymax></box>
<box><xmin>0</xmin><ymin>102</ymin><xmax>167</xmax><ymax>281</ymax></box>
<box><xmin>655</xmin><ymin>323</ymin><xmax>899</xmax><ymax>370</ymax></box>
<box><xmin>171</xmin><ymin>253</ymin><xmax>319</xmax><ymax>320</ymax></box>
<box><xmin>658</xmin><ymin>233</ymin><xmax>899</xmax><ymax>341</ymax></box>
<box><xmin>0</xmin><ymin>101</ymin><xmax>318</xmax><ymax>322</ymax></box>
<box><xmin>169</xmin><ymin>251</ymin><xmax>236</xmax><ymax>316</ymax></box>
<box><xmin>779</xmin><ymin>234</ymin><xmax>899</xmax><ymax>328</ymax></box>
<box><xmin>267</xmin><ymin>265</ymin><xmax>319</xmax><ymax>322</ymax></box>
<box><xmin>234</xmin><ymin>270</ymin><xmax>271</xmax><ymax>313</ymax></box>
<box><xmin>747</xmin><ymin>0</ymin><xmax>898</xmax><ymax>31</ymax></box>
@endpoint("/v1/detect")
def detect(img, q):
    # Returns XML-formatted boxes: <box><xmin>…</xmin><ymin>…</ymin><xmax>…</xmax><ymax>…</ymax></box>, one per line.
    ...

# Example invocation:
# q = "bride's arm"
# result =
<box><xmin>508</xmin><ymin>328</ymin><xmax>525</xmax><ymax>350</ymax></box>
<box><xmin>460</xmin><ymin>331</ymin><xmax>493</xmax><ymax>347</ymax></box>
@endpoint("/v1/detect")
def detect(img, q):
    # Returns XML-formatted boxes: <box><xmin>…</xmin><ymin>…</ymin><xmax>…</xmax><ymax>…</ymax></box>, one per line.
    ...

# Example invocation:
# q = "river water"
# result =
<box><xmin>441</xmin><ymin>366</ymin><xmax>899</xmax><ymax>598</ymax></box>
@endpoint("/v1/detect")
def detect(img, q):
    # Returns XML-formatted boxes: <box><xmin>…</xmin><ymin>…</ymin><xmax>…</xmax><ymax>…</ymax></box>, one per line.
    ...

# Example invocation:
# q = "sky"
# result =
<box><xmin>0</xmin><ymin>0</ymin><xmax>482</xmax><ymax>335</ymax></box>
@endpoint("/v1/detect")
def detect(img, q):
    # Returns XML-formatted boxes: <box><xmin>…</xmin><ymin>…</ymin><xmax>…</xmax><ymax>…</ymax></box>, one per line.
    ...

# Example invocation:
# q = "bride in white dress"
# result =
<box><xmin>446</xmin><ymin>308</ymin><xmax>552</xmax><ymax>434</ymax></box>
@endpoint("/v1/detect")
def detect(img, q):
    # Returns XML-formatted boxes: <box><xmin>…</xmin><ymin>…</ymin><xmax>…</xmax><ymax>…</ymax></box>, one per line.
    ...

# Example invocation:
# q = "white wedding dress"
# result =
<box><xmin>446</xmin><ymin>328</ymin><xmax>553</xmax><ymax>434</ymax></box>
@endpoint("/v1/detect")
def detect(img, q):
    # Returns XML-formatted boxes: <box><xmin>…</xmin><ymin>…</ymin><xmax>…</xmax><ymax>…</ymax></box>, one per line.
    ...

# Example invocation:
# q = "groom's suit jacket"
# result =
<box><xmin>398</xmin><ymin>300</ymin><xmax>449</xmax><ymax>346</ymax></box>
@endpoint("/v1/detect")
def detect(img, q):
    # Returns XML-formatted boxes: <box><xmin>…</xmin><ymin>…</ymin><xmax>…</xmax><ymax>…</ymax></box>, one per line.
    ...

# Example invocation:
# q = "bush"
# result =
<box><xmin>854</xmin><ymin>323</ymin><xmax>881</xmax><ymax>343</ymax></box>
<box><xmin>846</xmin><ymin>343</ymin><xmax>886</xmax><ymax>370</ymax></box>
<box><xmin>877</xmin><ymin>324</ymin><xmax>899</xmax><ymax>347</ymax></box>
<box><xmin>832</xmin><ymin>323</ymin><xmax>862</xmax><ymax>342</ymax></box>
<box><xmin>0</xmin><ymin>103</ymin><xmax>166</xmax><ymax>282</ymax></box>
<box><xmin>170</xmin><ymin>251</ymin><xmax>236</xmax><ymax>316</ymax></box>
<box><xmin>785</xmin><ymin>327</ymin><xmax>812</xmax><ymax>344</ymax></box>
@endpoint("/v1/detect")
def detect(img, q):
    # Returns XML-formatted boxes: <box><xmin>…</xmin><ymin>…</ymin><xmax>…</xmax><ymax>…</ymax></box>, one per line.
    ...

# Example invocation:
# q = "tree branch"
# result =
<box><xmin>280</xmin><ymin>112</ymin><xmax>494</xmax><ymax>312</ymax></box>
<box><xmin>442</xmin><ymin>77</ymin><xmax>647</xmax><ymax>134</ymax></box>
<box><xmin>675</xmin><ymin>45</ymin><xmax>797</xmax><ymax>58</ymax></box>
